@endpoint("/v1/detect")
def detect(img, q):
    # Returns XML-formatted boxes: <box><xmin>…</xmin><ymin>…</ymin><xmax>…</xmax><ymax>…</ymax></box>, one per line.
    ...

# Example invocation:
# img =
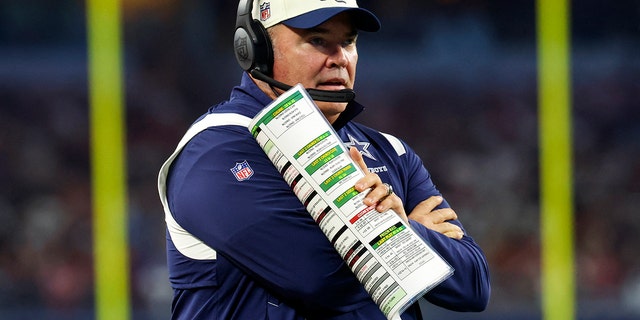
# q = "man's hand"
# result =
<box><xmin>349</xmin><ymin>147</ymin><xmax>461</xmax><ymax>239</ymax></box>
<box><xmin>408</xmin><ymin>196</ymin><xmax>464</xmax><ymax>239</ymax></box>
<box><xmin>349</xmin><ymin>147</ymin><xmax>408</xmax><ymax>223</ymax></box>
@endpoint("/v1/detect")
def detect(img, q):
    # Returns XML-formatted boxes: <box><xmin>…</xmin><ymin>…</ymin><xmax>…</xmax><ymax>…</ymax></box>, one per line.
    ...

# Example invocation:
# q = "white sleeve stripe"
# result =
<box><xmin>158</xmin><ymin>113</ymin><xmax>252</xmax><ymax>260</ymax></box>
<box><xmin>380</xmin><ymin>132</ymin><xmax>406</xmax><ymax>156</ymax></box>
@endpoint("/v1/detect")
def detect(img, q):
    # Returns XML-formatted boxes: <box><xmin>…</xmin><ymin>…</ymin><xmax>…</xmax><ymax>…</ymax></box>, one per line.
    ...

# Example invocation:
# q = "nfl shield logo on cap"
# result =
<box><xmin>260</xmin><ymin>2</ymin><xmax>271</xmax><ymax>21</ymax></box>
<box><xmin>231</xmin><ymin>160</ymin><xmax>254</xmax><ymax>181</ymax></box>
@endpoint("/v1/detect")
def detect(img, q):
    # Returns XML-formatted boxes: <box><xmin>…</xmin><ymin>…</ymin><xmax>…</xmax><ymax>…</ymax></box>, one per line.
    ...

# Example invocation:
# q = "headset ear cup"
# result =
<box><xmin>234</xmin><ymin>27</ymin><xmax>255</xmax><ymax>72</ymax></box>
<box><xmin>250</xmin><ymin>20</ymin><xmax>273</xmax><ymax>76</ymax></box>
<box><xmin>234</xmin><ymin>1</ymin><xmax>273</xmax><ymax>76</ymax></box>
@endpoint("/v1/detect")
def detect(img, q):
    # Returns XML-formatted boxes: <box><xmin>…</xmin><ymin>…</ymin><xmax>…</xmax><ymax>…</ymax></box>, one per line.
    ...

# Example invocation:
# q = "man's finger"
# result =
<box><xmin>349</xmin><ymin>147</ymin><xmax>367</xmax><ymax>173</ymax></box>
<box><xmin>412</xmin><ymin>196</ymin><xmax>444</xmax><ymax>214</ymax></box>
<box><xmin>432</xmin><ymin>208</ymin><xmax>458</xmax><ymax>223</ymax></box>
<box><xmin>444</xmin><ymin>230</ymin><xmax>464</xmax><ymax>240</ymax></box>
<box><xmin>432</xmin><ymin>222</ymin><xmax>463</xmax><ymax>237</ymax></box>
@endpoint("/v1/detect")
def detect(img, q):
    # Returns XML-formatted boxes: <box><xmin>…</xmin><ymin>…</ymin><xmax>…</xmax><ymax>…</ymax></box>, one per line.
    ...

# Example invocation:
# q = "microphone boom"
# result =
<box><xmin>250</xmin><ymin>70</ymin><xmax>356</xmax><ymax>102</ymax></box>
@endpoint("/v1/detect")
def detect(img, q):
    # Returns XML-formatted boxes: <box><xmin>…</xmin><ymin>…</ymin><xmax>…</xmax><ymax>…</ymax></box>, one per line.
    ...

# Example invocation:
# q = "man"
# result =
<box><xmin>158</xmin><ymin>0</ymin><xmax>490</xmax><ymax>319</ymax></box>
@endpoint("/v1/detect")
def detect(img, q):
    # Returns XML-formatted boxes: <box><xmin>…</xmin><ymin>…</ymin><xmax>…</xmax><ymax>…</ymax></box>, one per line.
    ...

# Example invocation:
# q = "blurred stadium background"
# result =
<box><xmin>0</xmin><ymin>0</ymin><xmax>638</xmax><ymax>319</ymax></box>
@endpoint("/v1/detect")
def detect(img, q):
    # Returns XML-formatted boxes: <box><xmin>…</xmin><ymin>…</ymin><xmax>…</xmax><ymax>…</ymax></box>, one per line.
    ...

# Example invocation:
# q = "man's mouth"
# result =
<box><xmin>318</xmin><ymin>82</ymin><xmax>346</xmax><ymax>90</ymax></box>
<box><xmin>317</xmin><ymin>79</ymin><xmax>347</xmax><ymax>90</ymax></box>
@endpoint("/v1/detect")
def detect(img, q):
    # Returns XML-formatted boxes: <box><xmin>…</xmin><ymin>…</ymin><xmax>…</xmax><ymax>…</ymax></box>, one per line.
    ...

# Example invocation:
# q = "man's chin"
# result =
<box><xmin>316</xmin><ymin>101</ymin><xmax>348</xmax><ymax>122</ymax></box>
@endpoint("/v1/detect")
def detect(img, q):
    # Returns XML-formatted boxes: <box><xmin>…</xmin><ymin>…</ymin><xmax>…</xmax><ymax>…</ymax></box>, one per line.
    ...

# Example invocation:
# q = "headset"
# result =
<box><xmin>233</xmin><ymin>0</ymin><xmax>356</xmax><ymax>102</ymax></box>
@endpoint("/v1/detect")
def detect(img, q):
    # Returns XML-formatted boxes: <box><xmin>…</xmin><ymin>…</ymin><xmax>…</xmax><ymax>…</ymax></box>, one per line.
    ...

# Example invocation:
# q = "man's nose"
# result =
<box><xmin>327</xmin><ymin>45</ymin><xmax>349</xmax><ymax>68</ymax></box>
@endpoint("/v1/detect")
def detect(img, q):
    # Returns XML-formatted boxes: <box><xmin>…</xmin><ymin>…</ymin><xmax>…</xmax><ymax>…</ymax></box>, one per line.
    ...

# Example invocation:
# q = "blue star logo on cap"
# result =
<box><xmin>345</xmin><ymin>134</ymin><xmax>376</xmax><ymax>161</ymax></box>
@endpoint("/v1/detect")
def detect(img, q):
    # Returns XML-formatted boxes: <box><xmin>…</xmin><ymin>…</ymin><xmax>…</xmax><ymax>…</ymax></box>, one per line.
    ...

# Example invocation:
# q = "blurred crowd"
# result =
<box><xmin>0</xmin><ymin>0</ymin><xmax>638</xmax><ymax>319</ymax></box>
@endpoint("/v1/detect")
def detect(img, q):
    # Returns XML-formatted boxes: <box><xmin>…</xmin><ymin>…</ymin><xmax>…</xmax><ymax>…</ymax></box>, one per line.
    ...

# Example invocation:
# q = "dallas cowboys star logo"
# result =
<box><xmin>345</xmin><ymin>134</ymin><xmax>377</xmax><ymax>161</ymax></box>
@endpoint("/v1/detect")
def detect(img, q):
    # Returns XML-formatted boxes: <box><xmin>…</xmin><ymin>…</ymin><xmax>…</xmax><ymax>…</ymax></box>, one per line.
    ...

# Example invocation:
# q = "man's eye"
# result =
<box><xmin>309</xmin><ymin>37</ymin><xmax>326</xmax><ymax>46</ymax></box>
<box><xmin>343</xmin><ymin>38</ymin><xmax>356</xmax><ymax>47</ymax></box>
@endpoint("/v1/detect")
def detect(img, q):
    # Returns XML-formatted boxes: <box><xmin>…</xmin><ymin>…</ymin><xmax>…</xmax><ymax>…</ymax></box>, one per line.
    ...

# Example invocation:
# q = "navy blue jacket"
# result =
<box><xmin>158</xmin><ymin>73</ymin><xmax>490</xmax><ymax>319</ymax></box>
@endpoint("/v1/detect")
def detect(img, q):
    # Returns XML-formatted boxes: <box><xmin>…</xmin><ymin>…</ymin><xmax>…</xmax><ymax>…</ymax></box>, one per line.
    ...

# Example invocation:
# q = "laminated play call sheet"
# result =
<box><xmin>249</xmin><ymin>84</ymin><xmax>453</xmax><ymax>320</ymax></box>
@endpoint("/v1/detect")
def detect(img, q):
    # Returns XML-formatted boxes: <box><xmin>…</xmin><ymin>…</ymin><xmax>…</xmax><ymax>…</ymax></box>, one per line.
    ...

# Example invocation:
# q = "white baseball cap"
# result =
<box><xmin>253</xmin><ymin>0</ymin><xmax>380</xmax><ymax>32</ymax></box>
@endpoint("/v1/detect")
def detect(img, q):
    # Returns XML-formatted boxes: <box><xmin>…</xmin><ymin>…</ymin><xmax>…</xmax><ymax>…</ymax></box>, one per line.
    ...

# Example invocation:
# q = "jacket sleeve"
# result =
<box><xmin>396</xmin><ymin>141</ymin><xmax>491</xmax><ymax>312</ymax></box>
<box><xmin>167</xmin><ymin>126</ymin><xmax>372</xmax><ymax>313</ymax></box>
